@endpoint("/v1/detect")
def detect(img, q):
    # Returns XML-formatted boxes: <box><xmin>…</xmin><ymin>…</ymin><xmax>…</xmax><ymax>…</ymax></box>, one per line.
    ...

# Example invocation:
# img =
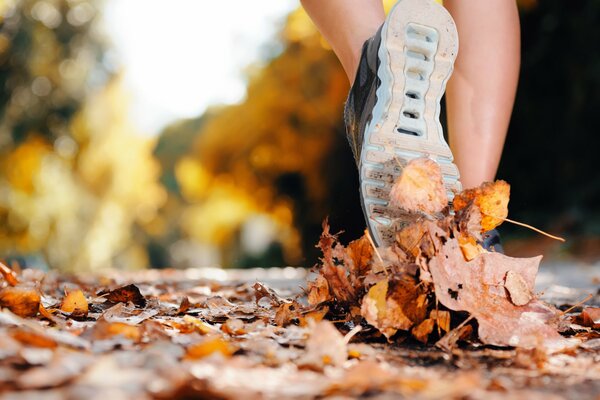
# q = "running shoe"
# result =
<box><xmin>344</xmin><ymin>0</ymin><xmax>461</xmax><ymax>247</ymax></box>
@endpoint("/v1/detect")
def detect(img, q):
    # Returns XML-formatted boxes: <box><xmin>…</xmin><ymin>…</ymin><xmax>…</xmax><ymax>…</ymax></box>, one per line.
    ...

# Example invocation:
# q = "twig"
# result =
<box><xmin>343</xmin><ymin>325</ymin><xmax>363</xmax><ymax>344</ymax></box>
<box><xmin>481</xmin><ymin>213</ymin><xmax>566</xmax><ymax>242</ymax></box>
<box><xmin>559</xmin><ymin>293</ymin><xmax>593</xmax><ymax>316</ymax></box>
<box><xmin>364</xmin><ymin>226</ymin><xmax>389</xmax><ymax>276</ymax></box>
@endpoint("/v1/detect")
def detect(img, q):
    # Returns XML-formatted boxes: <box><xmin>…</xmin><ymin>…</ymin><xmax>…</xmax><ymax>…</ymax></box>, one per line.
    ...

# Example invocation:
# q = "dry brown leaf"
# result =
<box><xmin>389</xmin><ymin>158</ymin><xmax>447</xmax><ymax>214</ymax></box>
<box><xmin>177</xmin><ymin>296</ymin><xmax>191</xmax><ymax>314</ymax></box>
<box><xmin>300</xmin><ymin>306</ymin><xmax>329</xmax><ymax>327</ymax></box>
<box><xmin>306</xmin><ymin>275</ymin><xmax>331</xmax><ymax>306</ymax></box>
<box><xmin>361</xmin><ymin>275</ymin><xmax>427</xmax><ymax>339</ymax></box>
<box><xmin>182</xmin><ymin>315</ymin><xmax>215</xmax><ymax>334</ymax></box>
<box><xmin>395</xmin><ymin>220</ymin><xmax>429</xmax><ymax>259</ymax></box>
<box><xmin>317</xmin><ymin>221</ymin><xmax>356</xmax><ymax>302</ymax></box>
<box><xmin>10</xmin><ymin>329</ymin><xmax>57</xmax><ymax>348</ymax></box>
<box><xmin>186</xmin><ymin>336</ymin><xmax>235</xmax><ymax>359</ymax></box>
<box><xmin>38</xmin><ymin>304</ymin><xmax>57</xmax><ymax>323</ymax></box>
<box><xmin>453</xmin><ymin>180</ymin><xmax>510</xmax><ymax>232</ymax></box>
<box><xmin>103</xmin><ymin>284</ymin><xmax>147</xmax><ymax>308</ymax></box>
<box><xmin>504</xmin><ymin>270</ymin><xmax>533</xmax><ymax>306</ymax></box>
<box><xmin>221</xmin><ymin>318</ymin><xmax>246</xmax><ymax>336</ymax></box>
<box><xmin>430</xmin><ymin>310</ymin><xmax>451</xmax><ymax>333</ymax></box>
<box><xmin>428</xmin><ymin>238</ymin><xmax>570</xmax><ymax>350</ymax></box>
<box><xmin>301</xmin><ymin>320</ymin><xmax>347</xmax><ymax>368</ymax></box>
<box><xmin>412</xmin><ymin>318</ymin><xmax>435</xmax><ymax>344</ymax></box>
<box><xmin>61</xmin><ymin>289</ymin><xmax>89</xmax><ymax>317</ymax></box>
<box><xmin>0</xmin><ymin>285</ymin><xmax>40</xmax><ymax>317</ymax></box>
<box><xmin>274</xmin><ymin>302</ymin><xmax>297</xmax><ymax>327</ymax></box>
<box><xmin>92</xmin><ymin>320</ymin><xmax>141</xmax><ymax>341</ymax></box>
<box><xmin>581</xmin><ymin>307</ymin><xmax>600</xmax><ymax>329</ymax></box>
<box><xmin>436</xmin><ymin>321</ymin><xmax>473</xmax><ymax>351</ymax></box>
<box><xmin>457</xmin><ymin>234</ymin><xmax>486</xmax><ymax>261</ymax></box>
<box><xmin>347</xmin><ymin>234</ymin><xmax>373</xmax><ymax>277</ymax></box>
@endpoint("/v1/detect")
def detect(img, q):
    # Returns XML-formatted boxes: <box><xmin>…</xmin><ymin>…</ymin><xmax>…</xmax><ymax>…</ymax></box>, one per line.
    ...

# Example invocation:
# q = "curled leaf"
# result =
<box><xmin>389</xmin><ymin>158</ymin><xmax>447</xmax><ymax>214</ymax></box>
<box><xmin>504</xmin><ymin>270</ymin><xmax>533</xmax><ymax>306</ymax></box>
<box><xmin>453</xmin><ymin>181</ymin><xmax>510</xmax><ymax>232</ymax></box>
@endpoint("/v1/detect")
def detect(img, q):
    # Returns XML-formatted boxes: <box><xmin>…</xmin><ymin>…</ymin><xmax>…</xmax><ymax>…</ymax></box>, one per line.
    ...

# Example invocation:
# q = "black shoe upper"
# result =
<box><xmin>343</xmin><ymin>26</ymin><xmax>383</xmax><ymax>166</ymax></box>
<box><xmin>482</xmin><ymin>229</ymin><xmax>504</xmax><ymax>253</ymax></box>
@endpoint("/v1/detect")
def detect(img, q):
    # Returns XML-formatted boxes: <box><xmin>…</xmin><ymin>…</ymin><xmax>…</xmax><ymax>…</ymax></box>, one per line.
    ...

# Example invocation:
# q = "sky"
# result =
<box><xmin>102</xmin><ymin>0</ymin><xmax>297</xmax><ymax>135</ymax></box>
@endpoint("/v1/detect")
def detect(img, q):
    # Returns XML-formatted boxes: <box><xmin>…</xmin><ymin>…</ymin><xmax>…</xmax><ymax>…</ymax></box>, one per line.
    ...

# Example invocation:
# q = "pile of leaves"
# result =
<box><xmin>0</xmin><ymin>263</ymin><xmax>598</xmax><ymax>398</ymax></box>
<box><xmin>306</xmin><ymin>158</ymin><xmax>588</xmax><ymax>351</ymax></box>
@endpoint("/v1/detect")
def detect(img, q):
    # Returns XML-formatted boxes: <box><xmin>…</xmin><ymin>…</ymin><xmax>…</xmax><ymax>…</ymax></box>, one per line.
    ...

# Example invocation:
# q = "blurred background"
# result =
<box><xmin>0</xmin><ymin>0</ymin><xmax>598</xmax><ymax>271</ymax></box>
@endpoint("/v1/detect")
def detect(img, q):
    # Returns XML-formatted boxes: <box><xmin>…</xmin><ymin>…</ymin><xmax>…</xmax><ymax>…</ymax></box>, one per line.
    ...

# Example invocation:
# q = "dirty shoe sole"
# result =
<box><xmin>360</xmin><ymin>0</ymin><xmax>461</xmax><ymax>247</ymax></box>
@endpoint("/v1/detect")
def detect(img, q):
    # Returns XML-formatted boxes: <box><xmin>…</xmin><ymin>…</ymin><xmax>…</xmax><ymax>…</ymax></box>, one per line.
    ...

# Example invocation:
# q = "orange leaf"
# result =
<box><xmin>186</xmin><ymin>336</ymin><xmax>235</xmax><ymax>359</ymax></box>
<box><xmin>61</xmin><ymin>289</ymin><xmax>89</xmax><ymax>317</ymax></box>
<box><xmin>453</xmin><ymin>181</ymin><xmax>510</xmax><ymax>232</ymax></box>
<box><xmin>10</xmin><ymin>329</ymin><xmax>57</xmax><ymax>348</ymax></box>
<box><xmin>0</xmin><ymin>261</ymin><xmax>18</xmax><ymax>286</ymax></box>
<box><xmin>0</xmin><ymin>285</ymin><xmax>40</xmax><ymax>317</ymax></box>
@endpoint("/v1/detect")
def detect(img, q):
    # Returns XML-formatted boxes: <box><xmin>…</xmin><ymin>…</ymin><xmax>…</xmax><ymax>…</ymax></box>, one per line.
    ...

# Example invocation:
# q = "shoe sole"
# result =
<box><xmin>359</xmin><ymin>0</ymin><xmax>461</xmax><ymax>247</ymax></box>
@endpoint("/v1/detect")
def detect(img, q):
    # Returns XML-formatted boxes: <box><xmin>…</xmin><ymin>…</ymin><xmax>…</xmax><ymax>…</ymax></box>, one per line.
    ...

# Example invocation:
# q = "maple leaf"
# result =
<box><xmin>389</xmin><ymin>158</ymin><xmax>448</xmax><ymax>215</ymax></box>
<box><xmin>428</xmin><ymin>238</ymin><xmax>572</xmax><ymax>350</ymax></box>
<box><xmin>316</xmin><ymin>220</ymin><xmax>355</xmax><ymax>302</ymax></box>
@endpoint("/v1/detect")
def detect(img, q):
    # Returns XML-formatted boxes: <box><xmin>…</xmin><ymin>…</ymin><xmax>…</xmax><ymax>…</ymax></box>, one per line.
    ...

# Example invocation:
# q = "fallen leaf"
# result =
<box><xmin>275</xmin><ymin>302</ymin><xmax>299</xmax><ymax>327</ymax></box>
<box><xmin>457</xmin><ymin>234</ymin><xmax>486</xmax><ymax>261</ymax></box>
<box><xmin>581</xmin><ymin>307</ymin><xmax>600</xmax><ymax>329</ymax></box>
<box><xmin>186</xmin><ymin>336</ymin><xmax>235</xmax><ymax>359</ymax></box>
<box><xmin>61</xmin><ymin>289</ymin><xmax>89</xmax><ymax>317</ymax></box>
<box><xmin>0</xmin><ymin>285</ymin><xmax>40</xmax><ymax>317</ymax></box>
<box><xmin>103</xmin><ymin>284</ymin><xmax>147</xmax><ymax>308</ymax></box>
<box><xmin>10</xmin><ymin>328</ymin><xmax>57</xmax><ymax>348</ymax></box>
<box><xmin>360</xmin><ymin>275</ymin><xmax>427</xmax><ymax>339</ymax></box>
<box><xmin>300</xmin><ymin>320</ymin><xmax>347</xmax><ymax>368</ymax></box>
<box><xmin>0</xmin><ymin>261</ymin><xmax>18</xmax><ymax>286</ymax></box>
<box><xmin>306</xmin><ymin>275</ymin><xmax>331</xmax><ymax>306</ymax></box>
<box><xmin>316</xmin><ymin>221</ymin><xmax>356</xmax><ymax>302</ymax></box>
<box><xmin>504</xmin><ymin>270</ymin><xmax>533</xmax><ymax>306</ymax></box>
<box><xmin>347</xmin><ymin>234</ymin><xmax>373</xmax><ymax>278</ymax></box>
<box><xmin>102</xmin><ymin>302</ymin><xmax>158</xmax><ymax>325</ymax></box>
<box><xmin>92</xmin><ymin>320</ymin><xmax>141</xmax><ymax>341</ymax></box>
<box><xmin>177</xmin><ymin>296</ymin><xmax>191</xmax><ymax>314</ymax></box>
<box><xmin>389</xmin><ymin>158</ymin><xmax>447</xmax><ymax>215</ymax></box>
<box><xmin>430</xmin><ymin>310</ymin><xmax>451</xmax><ymax>333</ymax></box>
<box><xmin>182</xmin><ymin>315</ymin><xmax>216</xmax><ymax>334</ymax></box>
<box><xmin>221</xmin><ymin>318</ymin><xmax>246</xmax><ymax>336</ymax></box>
<box><xmin>412</xmin><ymin>318</ymin><xmax>435</xmax><ymax>343</ymax></box>
<box><xmin>428</xmin><ymin>238</ymin><xmax>569</xmax><ymax>350</ymax></box>
<box><xmin>436</xmin><ymin>321</ymin><xmax>473</xmax><ymax>352</ymax></box>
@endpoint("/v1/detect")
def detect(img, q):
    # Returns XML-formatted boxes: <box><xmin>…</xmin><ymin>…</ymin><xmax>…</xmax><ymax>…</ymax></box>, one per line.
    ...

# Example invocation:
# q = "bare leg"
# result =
<box><xmin>300</xmin><ymin>0</ymin><xmax>385</xmax><ymax>83</ymax></box>
<box><xmin>444</xmin><ymin>0</ymin><xmax>521</xmax><ymax>188</ymax></box>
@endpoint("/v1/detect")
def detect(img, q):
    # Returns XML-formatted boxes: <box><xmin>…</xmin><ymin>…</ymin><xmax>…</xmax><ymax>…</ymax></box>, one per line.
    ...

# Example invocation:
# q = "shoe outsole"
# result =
<box><xmin>359</xmin><ymin>0</ymin><xmax>461</xmax><ymax>247</ymax></box>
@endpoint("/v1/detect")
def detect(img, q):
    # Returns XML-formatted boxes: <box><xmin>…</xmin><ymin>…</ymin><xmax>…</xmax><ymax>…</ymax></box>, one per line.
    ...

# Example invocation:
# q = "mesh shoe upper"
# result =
<box><xmin>343</xmin><ymin>26</ymin><xmax>383</xmax><ymax>166</ymax></box>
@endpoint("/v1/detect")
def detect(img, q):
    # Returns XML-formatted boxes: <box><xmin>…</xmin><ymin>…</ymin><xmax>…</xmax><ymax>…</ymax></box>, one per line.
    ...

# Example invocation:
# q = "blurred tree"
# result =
<box><xmin>0</xmin><ymin>0</ymin><xmax>164</xmax><ymax>270</ymax></box>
